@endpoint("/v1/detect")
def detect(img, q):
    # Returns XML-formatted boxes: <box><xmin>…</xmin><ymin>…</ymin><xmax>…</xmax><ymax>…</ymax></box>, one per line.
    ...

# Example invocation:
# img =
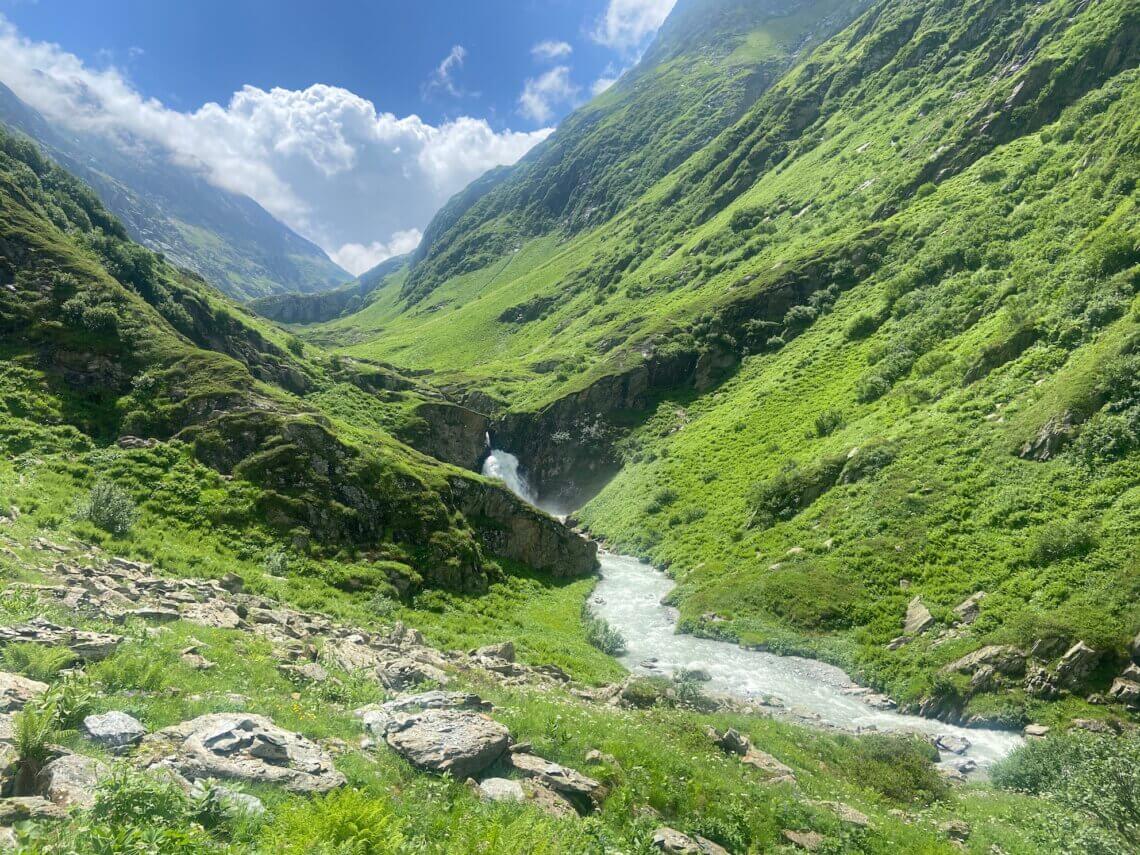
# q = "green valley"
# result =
<box><xmin>0</xmin><ymin>0</ymin><xmax>1137</xmax><ymax>851</ymax></box>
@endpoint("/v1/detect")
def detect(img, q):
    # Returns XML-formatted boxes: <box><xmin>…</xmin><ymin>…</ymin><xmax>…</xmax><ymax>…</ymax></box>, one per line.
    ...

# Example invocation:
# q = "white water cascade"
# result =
<box><xmin>482</xmin><ymin>448</ymin><xmax>1023</xmax><ymax>768</ymax></box>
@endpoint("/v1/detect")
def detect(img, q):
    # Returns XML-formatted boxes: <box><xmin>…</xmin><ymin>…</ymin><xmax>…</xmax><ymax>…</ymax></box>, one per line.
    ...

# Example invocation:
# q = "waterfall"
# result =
<box><xmin>482</xmin><ymin>448</ymin><xmax>539</xmax><ymax>507</ymax></box>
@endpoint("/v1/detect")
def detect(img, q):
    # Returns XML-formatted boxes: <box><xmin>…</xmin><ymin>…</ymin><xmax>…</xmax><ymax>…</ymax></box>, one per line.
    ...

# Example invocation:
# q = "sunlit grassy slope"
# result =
<box><xmin>311</xmin><ymin>0</ymin><xmax>1140</xmax><ymax>722</ymax></box>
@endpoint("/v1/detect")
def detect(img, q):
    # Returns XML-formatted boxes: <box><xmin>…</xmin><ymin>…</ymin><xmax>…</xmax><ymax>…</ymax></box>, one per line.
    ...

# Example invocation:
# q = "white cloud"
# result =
<box><xmin>0</xmin><ymin>18</ymin><xmax>550</xmax><ymax>272</ymax></box>
<box><xmin>518</xmin><ymin>66</ymin><xmax>579</xmax><ymax>124</ymax></box>
<box><xmin>592</xmin><ymin>0</ymin><xmax>677</xmax><ymax>50</ymax></box>
<box><xmin>592</xmin><ymin>75</ymin><xmax>617</xmax><ymax>96</ymax></box>
<box><xmin>330</xmin><ymin>229</ymin><xmax>422</xmax><ymax>276</ymax></box>
<box><xmin>531</xmin><ymin>40</ymin><xmax>573</xmax><ymax>62</ymax></box>
<box><xmin>424</xmin><ymin>45</ymin><xmax>468</xmax><ymax>98</ymax></box>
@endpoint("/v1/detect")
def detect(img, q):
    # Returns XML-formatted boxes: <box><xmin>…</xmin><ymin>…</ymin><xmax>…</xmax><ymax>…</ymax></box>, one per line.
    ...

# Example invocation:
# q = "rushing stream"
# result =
<box><xmin>483</xmin><ymin>449</ymin><xmax>1023</xmax><ymax>768</ymax></box>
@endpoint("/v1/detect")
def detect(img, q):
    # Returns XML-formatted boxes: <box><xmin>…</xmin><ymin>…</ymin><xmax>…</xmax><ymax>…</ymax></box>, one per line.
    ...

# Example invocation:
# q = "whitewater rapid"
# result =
<box><xmin>482</xmin><ymin>449</ymin><xmax>1022</xmax><ymax>768</ymax></box>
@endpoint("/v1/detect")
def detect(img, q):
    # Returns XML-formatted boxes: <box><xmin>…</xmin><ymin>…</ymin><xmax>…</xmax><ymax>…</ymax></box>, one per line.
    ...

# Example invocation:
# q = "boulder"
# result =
<box><xmin>783</xmin><ymin>830</ymin><xmax>826</xmax><ymax>851</ymax></box>
<box><xmin>81</xmin><ymin>711</ymin><xmax>147</xmax><ymax>753</ymax></box>
<box><xmin>37</xmin><ymin>754</ymin><xmax>107</xmax><ymax>810</ymax></box>
<box><xmin>508</xmin><ymin>751</ymin><xmax>603</xmax><ymax>807</ymax></box>
<box><xmin>741</xmin><ymin>747</ymin><xmax>795</xmax><ymax>783</ymax></box>
<box><xmin>218</xmin><ymin>573</ymin><xmax>245</xmax><ymax>594</ymax></box>
<box><xmin>650</xmin><ymin>827</ymin><xmax>729</xmax><ymax>854</ymax></box>
<box><xmin>952</xmin><ymin>592</ymin><xmax>986</xmax><ymax>625</ymax></box>
<box><xmin>357</xmin><ymin>691</ymin><xmax>491</xmax><ymax>737</ymax></box>
<box><xmin>1023</xmin><ymin>724</ymin><xmax>1050</xmax><ymax>738</ymax></box>
<box><xmin>943</xmin><ymin>645</ymin><xmax>1025</xmax><ymax>676</ymax></box>
<box><xmin>522</xmin><ymin>780</ymin><xmax>578</xmax><ymax>818</ymax></box>
<box><xmin>904</xmin><ymin>597</ymin><xmax>935</xmax><ymax>635</ymax></box>
<box><xmin>0</xmin><ymin>796</ymin><xmax>68</xmax><ymax>824</ymax></box>
<box><xmin>378</xmin><ymin>657</ymin><xmax>449</xmax><ymax>690</ymax></box>
<box><xmin>0</xmin><ymin>621</ymin><xmax>121</xmax><ymax>661</ymax></box>
<box><xmin>323</xmin><ymin>637</ymin><xmax>386</xmax><ymax>673</ymax></box>
<box><xmin>181</xmin><ymin>603</ymin><xmax>243</xmax><ymax>630</ymax></box>
<box><xmin>815</xmin><ymin>801</ymin><xmax>871</xmax><ymax>828</ymax></box>
<box><xmin>939</xmin><ymin>819</ymin><xmax>971</xmax><ymax>842</ymax></box>
<box><xmin>473</xmin><ymin>642</ymin><xmax>515</xmax><ymax>662</ymax></box>
<box><xmin>190</xmin><ymin>781</ymin><xmax>265</xmax><ymax>819</ymax></box>
<box><xmin>714</xmin><ymin>728</ymin><xmax>750</xmax><ymax>756</ymax></box>
<box><xmin>0</xmin><ymin>672</ymin><xmax>48</xmax><ymax>713</ymax></box>
<box><xmin>384</xmin><ymin>709</ymin><xmax>509</xmax><ymax>780</ymax></box>
<box><xmin>935</xmin><ymin>734</ymin><xmax>971</xmax><ymax>755</ymax></box>
<box><xmin>477</xmin><ymin>777</ymin><xmax>524</xmax><ymax>803</ymax></box>
<box><xmin>1108</xmin><ymin>678</ymin><xmax>1140</xmax><ymax>708</ymax></box>
<box><xmin>139</xmin><ymin>713</ymin><xmax>344</xmax><ymax>794</ymax></box>
<box><xmin>1055</xmin><ymin>642</ymin><xmax>1100</xmax><ymax>687</ymax></box>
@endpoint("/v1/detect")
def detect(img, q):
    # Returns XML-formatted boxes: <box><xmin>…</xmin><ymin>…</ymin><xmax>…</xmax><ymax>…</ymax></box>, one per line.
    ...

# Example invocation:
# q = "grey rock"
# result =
<box><xmin>783</xmin><ymin>830</ymin><xmax>826</xmax><ymax>851</ymax></box>
<box><xmin>477</xmin><ymin>777</ymin><xmax>524</xmax><ymax>803</ymax></box>
<box><xmin>944</xmin><ymin>645</ymin><xmax>1025</xmax><ymax>676</ymax></box>
<box><xmin>904</xmin><ymin>596</ymin><xmax>935</xmax><ymax>635</ymax></box>
<box><xmin>651</xmin><ymin>826</ymin><xmax>729</xmax><ymax>854</ymax></box>
<box><xmin>953</xmin><ymin>592</ymin><xmax>986</xmax><ymax>625</ymax></box>
<box><xmin>813</xmin><ymin>801</ymin><xmax>871</xmax><ymax>828</ymax></box>
<box><xmin>714</xmin><ymin>728</ymin><xmax>750</xmax><ymax>756</ymax></box>
<box><xmin>181</xmin><ymin>603</ymin><xmax>243</xmax><ymax>630</ymax></box>
<box><xmin>0</xmin><ymin>796</ymin><xmax>68</xmax><ymax>824</ymax></box>
<box><xmin>378</xmin><ymin>657</ymin><xmax>449</xmax><ymax>690</ymax></box>
<box><xmin>0</xmin><ymin>672</ymin><xmax>48</xmax><ymax>713</ymax></box>
<box><xmin>1055</xmin><ymin>641</ymin><xmax>1100</xmax><ymax>687</ymax></box>
<box><xmin>190</xmin><ymin>781</ymin><xmax>265</xmax><ymax>819</ymax></box>
<box><xmin>82</xmin><ymin>711</ymin><xmax>147</xmax><ymax>753</ymax></box>
<box><xmin>140</xmin><ymin>713</ymin><xmax>344</xmax><ymax>794</ymax></box>
<box><xmin>37</xmin><ymin>754</ymin><xmax>107</xmax><ymax>810</ymax></box>
<box><xmin>508</xmin><ymin>751</ymin><xmax>602</xmax><ymax>800</ymax></box>
<box><xmin>218</xmin><ymin>573</ymin><xmax>245</xmax><ymax>594</ymax></box>
<box><xmin>742</xmin><ymin>747</ymin><xmax>795</xmax><ymax>782</ymax></box>
<box><xmin>384</xmin><ymin>709</ymin><xmax>509</xmax><ymax>779</ymax></box>
<box><xmin>473</xmin><ymin>641</ymin><xmax>515</xmax><ymax>662</ymax></box>
<box><xmin>939</xmin><ymin>819</ymin><xmax>971</xmax><ymax>841</ymax></box>
<box><xmin>1108</xmin><ymin>678</ymin><xmax>1140</xmax><ymax>708</ymax></box>
<box><xmin>935</xmin><ymin>734</ymin><xmax>971</xmax><ymax>755</ymax></box>
<box><xmin>1023</xmin><ymin>724</ymin><xmax>1050</xmax><ymax>738</ymax></box>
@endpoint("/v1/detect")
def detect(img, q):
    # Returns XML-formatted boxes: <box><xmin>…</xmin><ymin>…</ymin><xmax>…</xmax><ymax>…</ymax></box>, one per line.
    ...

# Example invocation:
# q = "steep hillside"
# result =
<box><xmin>400</xmin><ymin>0</ymin><xmax>871</xmax><ymax>305</ymax></box>
<box><xmin>311</xmin><ymin>0</ymin><xmax>1140</xmax><ymax>728</ymax></box>
<box><xmin>0</xmin><ymin>124</ymin><xmax>592</xmax><ymax>606</ymax></box>
<box><xmin>0</xmin><ymin>83</ymin><xmax>349</xmax><ymax>301</ymax></box>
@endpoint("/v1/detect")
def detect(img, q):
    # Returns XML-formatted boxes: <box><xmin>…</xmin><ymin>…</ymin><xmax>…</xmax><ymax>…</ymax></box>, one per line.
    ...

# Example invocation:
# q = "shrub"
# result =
<box><xmin>621</xmin><ymin>676</ymin><xmax>669</xmax><ymax>708</ymax></box>
<box><xmin>1071</xmin><ymin>411</ymin><xmax>1137</xmax><ymax>467</ymax></box>
<box><xmin>1</xmin><ymin>642</ymin><xmax>75</xmax><ymax>681</ymax></box>
<box><xmin>783</xmin><ymin>304</ymin><xmax>818</xmax><ymax>331</ymax></box>
<box><xmin>748</xmin><ymin>455</ymin><xmax>846</xmax><ymax>527</ymax></box>
<box><xmin>994</xmin><ymin>732</ymin><xmax>1140</xmax><ymax>846</ymax></box>
<box><xmin>839</xmin><ymin>734</ymin><xmax>948</xmax><ymax>804</ymax></box>
<box><xmin>845</xmin><ymin>311</ymin><xmax>880</xmax><ymax>340</ymax></box>
<box><xmin>855</xmin><ymin>374</ymin><xmax>892</xmax><ymax>403</ymax></box>
<box><xmin>813</xmin><ymin>407</ymin><xmax>845</xmax><ymax>437</ymax></box>
<box><xmin>43</xmin><ymin>671</ymin><xmax>95</xmax><ymax>728</ymax></box>
<box><xmin>646</xmin><ymin>487</ymin><xmax>679</xmax><ymax>514</ymax></box>
<box><xmin>585</xmin><ymin>616</ymin><xmax>627</xmax><ymax>655</ymax></box>
<box><xmin>262</xmin><ymin>550</ymin><xmax>291</xmax><ymax>576</ymax></box>
<box><xmin>76</xmin><ymin>481</ymin><xmax>138</xmax><ymax>536</ymax></box>
<box><xmin>1029</xmin><ymin>521</ymin><xmax>1097</xmax><ymax>565</ymax></box>
<box><xmin>90</xmin><ymin>768</ymin><xmax>194</xmax><ymax>827</ymax></box>
<box><xmin>13</xmin><ymin>700</ymin><xmax>61</xmax><ymax>792</ymax></box>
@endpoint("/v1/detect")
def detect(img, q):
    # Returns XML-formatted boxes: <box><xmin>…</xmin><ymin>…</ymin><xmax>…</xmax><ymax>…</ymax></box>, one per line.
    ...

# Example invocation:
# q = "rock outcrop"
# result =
<box><xmin>383</xmin><ymin>709</ymin><xmax>510</xmax><ymax>780</ymax></box>
<box><xmin>139</xmin><ymin>714</ymin><xmax>345</xmax><ymax>794</ymax></box>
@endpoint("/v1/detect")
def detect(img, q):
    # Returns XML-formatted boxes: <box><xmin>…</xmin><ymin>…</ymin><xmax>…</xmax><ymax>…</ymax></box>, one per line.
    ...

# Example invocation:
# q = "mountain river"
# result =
<box><xmin>483</xmin><ymin>448</ymin><xmax>1023</xmax><ymax>768</ymax></box>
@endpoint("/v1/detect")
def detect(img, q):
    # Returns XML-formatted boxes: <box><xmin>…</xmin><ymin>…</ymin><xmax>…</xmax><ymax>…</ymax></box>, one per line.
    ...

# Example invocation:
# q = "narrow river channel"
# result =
<box><xmin>483</xmin><ymin>449</ymin><xmax>1023</xmax><ymax>768</ymax></box>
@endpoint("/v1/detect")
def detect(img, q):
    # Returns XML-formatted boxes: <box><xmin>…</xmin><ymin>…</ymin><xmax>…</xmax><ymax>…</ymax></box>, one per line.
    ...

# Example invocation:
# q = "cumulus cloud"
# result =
<box><xmin>592</xmin><ymin>0</ymin><xmax>677</xmax><ymax>50</ymax></box>
<box><xmin>330</xmin><ymin>229</ymin><xmax>422</xmax><ymax>275</ymax></box>
<box><xmin>518</xmin><ymin>66</ymin><xmax>579</xmax><ymax>124</ymax></box>
<box><xmin>531</xmin><ymin>40</ymin><xmax>573</xmax><ymax>62</ymax></box>
<box><xmin>0</xmin><ymin>18</ymin><xmax>550</xmax><ymax>275</ymax></box>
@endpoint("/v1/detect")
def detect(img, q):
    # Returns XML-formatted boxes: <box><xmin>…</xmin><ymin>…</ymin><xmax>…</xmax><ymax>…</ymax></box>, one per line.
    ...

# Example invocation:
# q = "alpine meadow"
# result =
<box><xmin>0</xmin><ymin>0</ymin><xmax>1137</xmax><ymax>853</ymax></box>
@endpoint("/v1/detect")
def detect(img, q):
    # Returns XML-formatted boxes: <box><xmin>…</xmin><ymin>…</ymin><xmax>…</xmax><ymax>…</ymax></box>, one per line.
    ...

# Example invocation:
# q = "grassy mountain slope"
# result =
<box><xmin>310</xmin><ymin>0</ymin><xmax>1140</xmax><ymax>726</ymax></box>
<box><xmin>0</xmin><ymin>124</ymin><xmax>592</xmax><ymax>606</ymax></box>
<box><xmin>0</xmin><ymin>82</ymin><xmax>349</xmax><ymax>301</ymax></box>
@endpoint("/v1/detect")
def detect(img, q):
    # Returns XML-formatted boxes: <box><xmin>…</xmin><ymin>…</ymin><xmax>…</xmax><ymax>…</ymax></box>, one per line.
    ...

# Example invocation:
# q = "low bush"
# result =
<box><xmin>994</xmin><ymin>732</ymin><xmax>1140</xmax><ymax>846</ymax></box>
<box><xmin>1029</xmin><ymin>521</ymin><xmax>1097</xmax><ymax>565</ymax></box>
<box><xmin>585</xmin><ymin>616</ymin><xmax>627</xmax><ymax>655</ymax></box>
<box><xmin>76</xmin><ymin>481</ymin><xmax>138</xmax><ymax>537</ymax></box>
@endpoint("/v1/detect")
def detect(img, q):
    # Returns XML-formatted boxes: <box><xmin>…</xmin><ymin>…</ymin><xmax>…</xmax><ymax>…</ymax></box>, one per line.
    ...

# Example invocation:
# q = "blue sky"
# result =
<box><xmin>0</xmin><ymin>0</ymin><xmax>677</xmax><ymax>272</ymax></box>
